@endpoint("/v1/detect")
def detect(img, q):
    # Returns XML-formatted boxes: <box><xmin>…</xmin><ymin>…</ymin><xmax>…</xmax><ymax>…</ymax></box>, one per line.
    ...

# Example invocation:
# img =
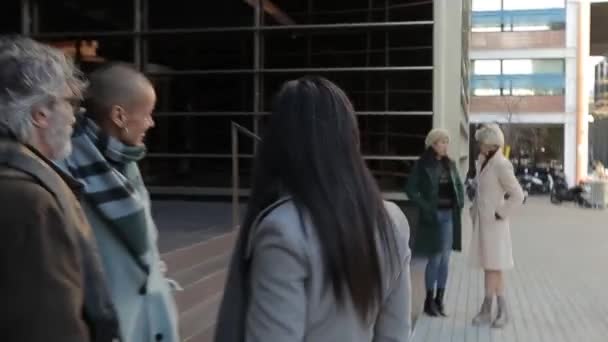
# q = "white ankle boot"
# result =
<box><xmin>472</xmin><ymin>296</ymin><xmax>493</xmax><ymax>326</ymax></box>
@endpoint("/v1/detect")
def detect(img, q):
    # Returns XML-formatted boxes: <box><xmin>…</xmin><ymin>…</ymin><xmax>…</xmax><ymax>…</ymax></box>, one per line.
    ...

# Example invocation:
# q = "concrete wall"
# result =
<box><xmin>470</xmin><ymin>95</ymin><xmax>566</xmax><ymax>113</ymax></box>
<box><xmin>471</xmin><ymin>30</ymin><xmax>566</xmax><ymax>50</ymax></box>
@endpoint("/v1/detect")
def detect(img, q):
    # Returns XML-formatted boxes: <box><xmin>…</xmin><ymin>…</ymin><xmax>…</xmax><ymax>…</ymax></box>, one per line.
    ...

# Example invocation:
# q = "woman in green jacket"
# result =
<box><xmin>406</xmin><ymin>128</ymin><xmax>464</xmax><ymax>317</ymax></box>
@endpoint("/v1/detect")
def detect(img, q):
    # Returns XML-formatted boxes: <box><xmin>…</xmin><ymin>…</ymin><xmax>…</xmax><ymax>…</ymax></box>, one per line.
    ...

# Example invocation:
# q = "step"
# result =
<box><xmin>180</xmin><ymin>293</ymin><xmax>223</xmax><ymax>341</ymax></box>
<box><xmin>158</xmin><ymin>226</ymin><xmax>228</xmax><ymax>255</ymax></box>
<box><xmin>163</xmin><ymin>230</ymin><xmax>237</xmax><ymax>275</ymax></box>
<box><xmin>184</xmin><ymin>327</ymin><xmax>215</xmax><ymax>342</ymax></box>
<box><xmin>170</xmin><ymin>252</ymin><xmax>231</xmax><ymax>288</ymax></box>
<box><xmin>174</xmin><ymin>268</ymin><xmax>227</xmax><ymax>314</ymax></box>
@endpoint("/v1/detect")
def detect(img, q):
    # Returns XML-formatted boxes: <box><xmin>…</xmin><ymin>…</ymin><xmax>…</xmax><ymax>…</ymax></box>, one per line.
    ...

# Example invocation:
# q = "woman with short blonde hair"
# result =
<box><xmin>470</xmin><ymin>124</ymin><xmax>525</xmax><ymax>329</ymax></box>
<box><xmin>406</xmin><ymin>128</ymin><xmax>465</xmax><ymax>317</ymax></box>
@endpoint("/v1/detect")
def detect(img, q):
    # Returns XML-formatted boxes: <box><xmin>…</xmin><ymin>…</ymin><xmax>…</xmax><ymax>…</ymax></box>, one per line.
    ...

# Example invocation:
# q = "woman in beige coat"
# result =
<box><xmin>469</xmin><ymin>124</ymin><xmax>524</xmax><ymax>329</ymax></box>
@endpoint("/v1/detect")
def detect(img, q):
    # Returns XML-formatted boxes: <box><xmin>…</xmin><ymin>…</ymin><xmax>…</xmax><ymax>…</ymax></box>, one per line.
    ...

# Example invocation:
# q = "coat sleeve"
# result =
<box><xmin>374</xmin><ymin>202</ymin><xmax>412</xmax><ymax>342</ymax></box>
<box><xmin>373</xmin><ymin>259</ymin><xmax>412</xmax><ymax>342</ymax></box>
<box><xmin>496</xmin><ymin>159</ymin><xmax>525</xmax><ymax>219</ymax></box>
<box><xmin>0</xmin><ymin>184</ymin><xmax>90</xmax><ymax>342</ymax></box>
<box><xmin>246</xmin><ymin>218</ymin><xmax>308</xmax><ymax>342</ymax></box>
<box><xmin>452</xmin><ymin>164</ymin><xmax>465</xmax><ymax>209</ymax></box>
<box><xmin>405</xmin><ymin>162</ymin><xmax>432</xmax><ymax>214</ymax></box>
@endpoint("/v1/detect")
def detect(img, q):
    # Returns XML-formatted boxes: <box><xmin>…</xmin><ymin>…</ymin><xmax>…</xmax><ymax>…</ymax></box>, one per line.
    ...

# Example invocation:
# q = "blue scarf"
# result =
<box><xmin>60</xmin><ymin>117</ymin><xmax>150</xmax><ymax>256</ymax></box>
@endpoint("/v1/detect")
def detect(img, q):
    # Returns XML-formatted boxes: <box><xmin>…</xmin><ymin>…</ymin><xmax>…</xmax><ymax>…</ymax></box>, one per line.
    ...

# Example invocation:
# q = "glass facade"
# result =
<box><xmin>472</xmin><ymin>8</ymin><xmax>565</xmax><ymax>32</ymax></box>
<box><xmin>472</xmin><ymin>0</ymin><xmax>565</xmax><ymax>32</ymax></box>
<box><xmin>595</xmin><ymin>59</ymin><xmax>608</xmax><ymax>114</ymax></box>
<box><xmin>2</xmin><ymin>0</ymin><xmax>441</xmax><ymax>194</ymax></box>
<box><xmin>473</xmin><ymin>0</ymin><xmax>565</xmax><ymax>11</ymax></box>
<box><xmin>472</xmin><ymin>59</ymin><xmax>565</xmax><ymax>96</ymax></box>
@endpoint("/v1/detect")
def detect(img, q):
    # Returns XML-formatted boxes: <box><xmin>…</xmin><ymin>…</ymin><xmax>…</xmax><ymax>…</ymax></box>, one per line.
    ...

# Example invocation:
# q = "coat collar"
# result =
<box><xmin>477</xmin><ymin>150</ymin><xmax>503</xmax><ymax>177</ymax></box>
<box><xmin>0</xmin><ymin>123</ymin><xmax>82</xmax><ymax>193</ymax></box>
<box><xmin>245</xmin><ymin>196</ymin><xmax>292</xmax><ymax>259</ymax></box>
<box><xmin>0</xmin><ymin>138</ymin><xmax>84</xmax><ymax>195</ymax></box>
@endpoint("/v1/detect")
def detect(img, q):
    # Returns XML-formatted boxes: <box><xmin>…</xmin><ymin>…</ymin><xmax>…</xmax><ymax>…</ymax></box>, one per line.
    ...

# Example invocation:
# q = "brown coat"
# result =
<box><xmin>0</xmin><ymin>139</ymin><xmax>92</xmax><ymax>342</ymax></box>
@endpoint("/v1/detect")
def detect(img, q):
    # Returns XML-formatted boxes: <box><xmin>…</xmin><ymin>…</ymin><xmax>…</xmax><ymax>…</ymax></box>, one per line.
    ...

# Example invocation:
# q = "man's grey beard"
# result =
<box><xmin>45</xmin><ymin>112</ymin><xmax>73</xmax><ymax>160</ymax></box>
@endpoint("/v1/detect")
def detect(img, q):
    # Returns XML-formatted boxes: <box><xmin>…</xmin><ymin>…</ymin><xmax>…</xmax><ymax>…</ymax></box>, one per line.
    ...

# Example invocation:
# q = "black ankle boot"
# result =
<box><xmin>424</xmin><ymin>290</ymin><xmax>439</xmax><ymax>317</ymax></box>
<box><xmin>435</xmin><ymin>288</ymin><xmax>448</xmax><ymax>317</ymax></box>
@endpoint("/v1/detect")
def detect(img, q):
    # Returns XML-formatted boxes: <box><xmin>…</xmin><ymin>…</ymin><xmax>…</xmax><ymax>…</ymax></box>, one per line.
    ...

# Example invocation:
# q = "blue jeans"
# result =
<box><xmin>425</xmin><ymin>209</ymin><xmax>453</xmax><ymax>290</ymax></box>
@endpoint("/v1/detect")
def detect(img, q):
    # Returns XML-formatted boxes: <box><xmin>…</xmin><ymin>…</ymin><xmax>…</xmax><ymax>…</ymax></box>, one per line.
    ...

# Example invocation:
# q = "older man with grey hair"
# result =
<box><xmin>0</xmin><ymin>37</ymin><xmax>119</xmax><ymax>342</ymax></box>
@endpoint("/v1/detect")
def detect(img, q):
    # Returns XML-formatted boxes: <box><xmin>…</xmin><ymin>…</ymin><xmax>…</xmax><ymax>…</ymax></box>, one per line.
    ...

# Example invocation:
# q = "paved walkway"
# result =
<box><xmin>411</xmin><ymin>198</ymin><xmax>608</xmax><ymax>342</ymax></box>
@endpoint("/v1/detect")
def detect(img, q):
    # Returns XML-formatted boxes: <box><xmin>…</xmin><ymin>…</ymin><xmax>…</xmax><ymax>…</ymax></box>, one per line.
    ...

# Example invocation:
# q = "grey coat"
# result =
<box><xmin>241</xmin><ymin>199</ymin><xmax>412</xmax><ymax>342</ymax></box>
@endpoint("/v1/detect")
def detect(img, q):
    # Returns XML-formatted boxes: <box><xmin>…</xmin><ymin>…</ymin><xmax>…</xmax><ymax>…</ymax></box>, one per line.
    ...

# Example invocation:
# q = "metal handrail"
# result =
<box><xmin>231</xmin><ymin>122</ymin><xmax>261</xmax><ymax>229</ymax></box>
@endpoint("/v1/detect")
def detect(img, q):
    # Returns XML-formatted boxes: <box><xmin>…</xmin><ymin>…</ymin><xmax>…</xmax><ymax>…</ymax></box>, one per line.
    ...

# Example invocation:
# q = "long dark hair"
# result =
<box><xmin>243</xmin><ymin>76</ymin><xmax>397</xmax><ymax>321</ymax></box>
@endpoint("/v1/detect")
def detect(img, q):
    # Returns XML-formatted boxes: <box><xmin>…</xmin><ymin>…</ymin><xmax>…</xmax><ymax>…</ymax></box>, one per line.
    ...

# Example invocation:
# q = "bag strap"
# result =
<box><xmin>245</xmin><ymin>196</ymin><xmax>291</xmax><ymax>259</ymax></box>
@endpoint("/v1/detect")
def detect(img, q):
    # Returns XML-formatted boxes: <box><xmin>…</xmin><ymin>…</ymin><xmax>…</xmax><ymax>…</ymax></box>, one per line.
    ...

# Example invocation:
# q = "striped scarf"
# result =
<box><xmin>60</xmin><ymin>117</ymin><xmax>150</xmax><ymax>256</ymax></box>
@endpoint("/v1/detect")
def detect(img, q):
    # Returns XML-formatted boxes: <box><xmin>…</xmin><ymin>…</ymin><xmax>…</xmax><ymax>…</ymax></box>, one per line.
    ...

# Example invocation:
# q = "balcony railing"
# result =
<box><xmin>471</xmin><ymin>73</ymin><xmax>565</xmax><ymax>96</ymax></box>
<box><xmin>470</xmin><ymin>95</ymin><xmax>565</xmax><ymax>113</ymax></box>
<box><xmin>472</xmin><ymin>8</ymin><xmax>566</xmax><ymax>32</ymax></box>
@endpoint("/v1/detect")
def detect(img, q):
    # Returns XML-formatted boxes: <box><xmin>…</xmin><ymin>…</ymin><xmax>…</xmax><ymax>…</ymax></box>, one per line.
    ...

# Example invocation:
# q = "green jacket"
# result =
<box><xmin>405</xmin><ymin>151</ymin><xmax>465</xmax><ymax>255</ymax></box>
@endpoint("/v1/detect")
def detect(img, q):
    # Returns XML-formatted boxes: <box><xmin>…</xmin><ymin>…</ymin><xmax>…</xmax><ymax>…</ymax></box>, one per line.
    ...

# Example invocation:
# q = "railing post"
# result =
<box><xmin>231</xmin><ymin>121</ymin><xmax>261</xmax><ymax>230</ymax></box>
<box><xmin>231</xmin><ymin>123</ymin><xmax>239</xmax><ymax>229</ymax></box>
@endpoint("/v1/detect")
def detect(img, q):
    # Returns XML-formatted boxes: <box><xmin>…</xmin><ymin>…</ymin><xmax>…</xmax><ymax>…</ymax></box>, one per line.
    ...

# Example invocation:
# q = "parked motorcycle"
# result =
<box><xmin>517</xmin><ymin>168</ymin><xmax>552</xmax><ymax>195</ymax></box>
<box><xmin>550</xmin><ymin>174</ymin><xmax>592</xmax><ymax>207</ymax></box>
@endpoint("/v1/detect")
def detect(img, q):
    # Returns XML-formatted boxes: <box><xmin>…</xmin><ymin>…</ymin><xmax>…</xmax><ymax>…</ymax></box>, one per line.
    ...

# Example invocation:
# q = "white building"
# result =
<box><xmin>470</xmin><ymin>0</ymin><xmax>590</xmax><ymax>186</ymax></box>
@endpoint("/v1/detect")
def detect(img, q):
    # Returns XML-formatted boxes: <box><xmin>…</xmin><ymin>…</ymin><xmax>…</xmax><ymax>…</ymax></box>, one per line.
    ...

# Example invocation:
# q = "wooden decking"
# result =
<box><xmin>153</xmin><ymin>200</ymin><xmax>237</xmax><ymax>341</ymax></box>
<box><xmin>411</xmin><ymin>198</ymin><xmax>608</xmax><ymax>342</ymax></box>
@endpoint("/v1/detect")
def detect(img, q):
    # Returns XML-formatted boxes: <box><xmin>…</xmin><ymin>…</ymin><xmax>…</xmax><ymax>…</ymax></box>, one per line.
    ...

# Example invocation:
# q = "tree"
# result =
<box><xmin>500</xmin><ymin>96</ymin><xmax>525</xmax><ymax>160</ymax></box>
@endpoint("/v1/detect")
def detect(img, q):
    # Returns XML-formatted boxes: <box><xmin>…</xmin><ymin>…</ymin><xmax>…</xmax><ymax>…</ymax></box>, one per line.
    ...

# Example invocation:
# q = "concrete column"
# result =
<box><xmin>576</xmin><ymin>0</ymin><xmax>590</xmax><ymax>182</ymax></box>
<box><xmin>433</xmin><ymin>0</ymin><xmax>469</xmax><ymax>171</ymax></box>
<box><xmin>565</xmin><ymin>58</ymin><xmax>578</xmax><ymax>114</ymax></box>
<box><xmin>564</xmin><ymin>118</ymin><xmax>577</xmax><ymax>187</ymax></box>
<box><xmin>566</xmin><ymin>0</ymin><xmax>579</xmax><ymax>49</ymax></box>
<box><xmin>564</xmin><ymin>2</ymin><xmax>579</xmax><ymax>185</ymax></box>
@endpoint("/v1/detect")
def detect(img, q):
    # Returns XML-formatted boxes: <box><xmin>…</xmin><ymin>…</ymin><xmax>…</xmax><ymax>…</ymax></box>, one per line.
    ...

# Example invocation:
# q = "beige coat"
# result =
<box><xmin>470</xmin><ymin>152</ymin><xmax>524</xmax><ymax>270</ymax></box>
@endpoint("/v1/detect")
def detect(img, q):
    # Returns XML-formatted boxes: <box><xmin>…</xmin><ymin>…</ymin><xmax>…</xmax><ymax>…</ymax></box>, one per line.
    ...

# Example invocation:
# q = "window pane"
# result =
<box><xmin>511</xmin><ymin>8</ymin><xmax>566</xmax><ymax>31</ymax></box>
<box><xmin>503</xmin><ymin>0</ymin><xmax>565</xmax><ymax>10</ymax></box>
<box><xmin>472</xmin><ymin>12</ymin><xmax>502</xmax><ymax>32</ymax></box>
<box><xmin>143</xmin><ymin>157</ymin><xmax>254</xmax><ymax>188</ymax></box>
<box><xmin>504</xmin><ymin>74</ymin><xmax>565</xmax><ymax>95</ymax></box>
<box><xmin>473</xmin><ymin>88</ymin><xmax>502</xmax><ymax>96</ymax></box>
<box><xmin>38</xmin><ymin>0</ymin><xmax>133</xmax><ymax>32</ymax></box>
<box><xmin>367</xmin><ymin>160</ymin><xmax>416</xmax><ymax>192</ymax></box>
<box><xmin>503</xmin><ymin>60</ymin><xmax>534</xmax><ymax>74</ymax></box>
<box><xmin>358</xmin><ymin>116</ymin><xmax>431</xmax><ymax>156</ymax></box>
<box><xmin>149</xmin><ymin>0</ymin><xmax>253</xmax><ymax>28</ymax></box>
<box><xmin>472</xmin><ymin>26</ymin><xmax>503</xmax><ymax>32</ymax></box>
<box><xmin>502</xmin><ymin>59</ymin><xmax>564</xmax><ymax>75</ymax></box>
<box><xmin>471</xmin><ymin>75</ymin><xmax>501</xmax><ymax>96</ymax></box>
<box><xmin>532</xmin><ymin>60</ymin><xmax>564</xmax><ymax>73</ymax></box>
<box><xmin>0</xmin><ymin>1</ymin><xmax>20</xmax><ymax>34</ymax></box>
<box><xmin>473</xmin><ymin>0</ymin><xmax>501</xmax><ymax>12</ymax></box>
<box><xmin>263</xmin><ymin>71</ymin><xmax>433</xmax><ymax>112</ymax></box>
<box><xmin>263</xmin><ymin>26</ymin><xmax>432</xmax><ymax>69</ymax></box>
<box><xmin>474</xmin><ymin>60</ymin><xmax>501</xmax><ymax>75</ymax></box>
<box><xmin>43</xmin><ymin>37</ymin><xmax>134</xmax><ymax>70</ymax></box>
<box><xmin>509</xmin><ymin>87</ymin><xmax>564</xmax><ymax>95</ymax></box>
<box><xmin>260</xmin><ymin>0</ymin><xmax>432</xmax><ymax>26</ymax></box>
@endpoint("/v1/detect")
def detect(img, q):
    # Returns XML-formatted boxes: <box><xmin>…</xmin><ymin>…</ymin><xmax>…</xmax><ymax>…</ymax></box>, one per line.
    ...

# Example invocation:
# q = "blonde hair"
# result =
<box><xmin>425</xmin><ymin>128</ymin><xmax>450</xmax><ymax>148</ymax></box>
<box><xmin>475</xmin><ymin>123</ymin><xmax>505</xmax><ymax>147</ymax></box>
